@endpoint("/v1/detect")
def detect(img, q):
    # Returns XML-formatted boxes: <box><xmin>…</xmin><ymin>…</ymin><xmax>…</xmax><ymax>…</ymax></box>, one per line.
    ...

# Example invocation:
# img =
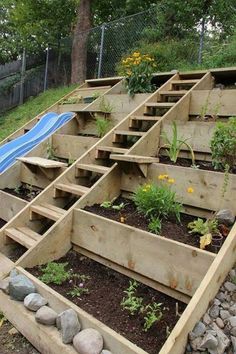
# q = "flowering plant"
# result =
<box><xmin>120</xmin><ymin>51</ymin><xmax>156</xmax><ymax>96</ymax></box>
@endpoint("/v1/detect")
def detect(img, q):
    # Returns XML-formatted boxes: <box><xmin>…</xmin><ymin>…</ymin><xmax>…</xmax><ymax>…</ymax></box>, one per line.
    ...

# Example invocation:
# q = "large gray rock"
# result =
<box><xmin>215</xmin><ymin>209</ymin><xmax>235</xmax><ymax>226</ymax></box>
<box><xmin>9</xmin><ymin>275</ymin><xmax>36</xmax><ymax>301</ymax></box>
<box><xmin>220</xmin><ymin>310</ymin><xmax>230</xmax><ymax>320</ymax></box>
<box><xmin>57</xmin><ymin>309</ymin><xmax>81</xmax><ymax>344</ymax></box>
<box><xmin>229</xmin><ymin>304</ymin><xmax>236</xmax><ymax>316</ymax></box>
<box><xmin>190</xmin><ymin>337</ymin><xmax>203</xmax><ymax>351</ymax></box>
<box><xmin>0</xmin><ymin>277</ymin><xmax>10</xmax><ymax>294</ymax></box>
<box><xmin>224</xmin><ymin>281</ymin><xmax>236</xmax><ymax>293</ymax></box>
<box><xmin>200</xmin><ymin>333</ymin><xmax>218</xmax><ymax>350</ymax></box>
<box><xmin>73</xmin><ymin>328</ymin><xmax>103</xmax><ymax>354</ymax></box>
<box><xmin>24</xmin><ymin>293</ymin><xmax>48</xmax><ymax>311</ymax></box>
<box><xmin>203</xmin><ymin>313</ymin><xmax>212</xmax><ymax>325</ymax></box>
<box><xmin>189</xmin><ymin>321</ymin><xmax>206</xmax><ymax>340</ymax></box>
<box><xmin>210</xmin><ymin>322</ymin><xmax>230</xmax><ymax>354</ymax></box>
<box><xmin>35</xmin><ymin>306</ymin><xmax>57</xmax><ymax>325</ymax></box>
<box><xmin>228</xmin><ymin>316</ymin><xmax>236</xmax><ymax>328</ymax></box>
<box><xmin>209</xmin><ymin>305</ymin><xmax>220</xmax><ymax>319</ymax></box>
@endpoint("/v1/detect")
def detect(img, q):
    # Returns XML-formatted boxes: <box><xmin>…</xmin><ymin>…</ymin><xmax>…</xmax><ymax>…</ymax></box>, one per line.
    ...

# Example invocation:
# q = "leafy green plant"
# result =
<box><xmin>92</xmin><ymin>91</ymin><xmax>101</xmax><ymax>100</ymax></box>
<box><xmin>99</xmin><ymin>97</ymin><xmax>114</xmax><ymax>114</ymax></box>
<box><xmin>14</xmin><ymin>185</ymin><xmax>21</xmax><ymax>194</ymax></box>
<box><xmin>68</xmin><ymin>285</ymin><xmax>89</xmax><ymax>298</ymax></box>
<box><xmin>112</xmin><ymin>202</ymin><xmax>125</xmax><ymax>211</ymax></box>
<box><xmin>39</xmin><ymin>262</ymin><xmax>72</xmax><ymax>285</ymax></box>
<box><xmin>210</xmin><ymin>117</ymin><xmax>236</xmax><ymax>171</ymax></box>
<box><xmin>95</xmin><ymin>117</ymin><xmax>111</xmax><ymax>138</ymax></box>
<box><xmin>61</xmin><ymin>95</ymin><xmax>83</xmax><ymax>105</ymax></box>
<box><xmin>121</xmin><ymin>280</ymin><xmax>143</xmax><ymax>315</ymax></box>
<box><xmin>143</xmin><ymin>302</ymin><xmax>163</xmax><ymax>331</ymax></box>
<box><xmin>148</xmin><ymin>216</ymin><xmax>162</xmax><ymax>234</ymax></box>
<box><xmin>188</xmin><ymin>218</ymin><xmax>219</xmax><ymax>249</ymax></box>
<box><xmin>101</xmin><ymin>200</ymin><xmax>125</xmax><ymax>211</ymax></box>
<box><xmin>133</xmin><ymin>182</ymin><xmax>183</xmax><ymax>223</ymax></box>
<box><xmin>101</xmin><ymin>200</ymin><xmax>113</xmax><ymax>208</ymax></box>
<box><xmin>119</xmin><ymin>52</ymin><xmax>156</xmax><ymax>96</ymax></box>
<box><xmin>161</xmin><ymin>122</ymin><xmax>195</xmax><ymax>166</ymax></box>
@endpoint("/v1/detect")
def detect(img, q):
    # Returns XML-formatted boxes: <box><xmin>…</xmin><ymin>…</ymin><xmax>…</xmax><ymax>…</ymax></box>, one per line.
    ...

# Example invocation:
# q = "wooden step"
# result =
<box><xmin>30</xmin><ymin>203</ymin><xmax>66</xmax><ymax>221</ymax></box>
<box><xmin>130</xmin><ymin>115</ymin><xmax>161</xmax><ymax>121</ymax></box>
<box><xmin>114</xmin><ymin>130</ymin><xmax>145</xmax><ymax>137</ymax></box>
<box><xmin>76</xmin><ymin>163</ymin><xmax>110</xmax><ymax>174</ymax></box>
<box><xmin>17</xmin><ymin>157</ymin><xmax>67</xmax><ymax>169</ymax></box>
<box><xmin>109</xmin><ymin>154</ymin><xmax>159</xmax><ymax>163</ymax></box>
<box><xmin>171</xmin><ymin>79</ymin><xmax>199</xmax><ymax>86</ymax></box>
<box><xmin>145</xmin><ymin>102</ymin><xmax>175</xmax><ymax>108</ymax></box>
<box><xmin>54</xmin><ymin>183</ymin><xmax>90</xmax><ymax>197</ymax></box>
<box><xmin>76</xmin><ymin>85</ymin><xmax>111</xmax><ymax>92</ymax></box>
<box><xmin>160</xmin><ymin>90</ymin><xmax>187</xmax><ymax>96</ymax></box>
<box><xmin>96</xmin><ymin>146</ymin><xmax>129</xmax><ymax>154</ymax></box>
<box><xmin>5</xmin><ymin>227</ymin><xmax>39</xmax><ymax>249</ymax></box>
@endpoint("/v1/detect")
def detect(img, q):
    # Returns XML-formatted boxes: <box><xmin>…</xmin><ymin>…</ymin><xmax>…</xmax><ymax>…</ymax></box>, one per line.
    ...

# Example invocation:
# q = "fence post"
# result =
<box><xmin>44</xmin><ymin>46</ymin><xmax>49</xmax><ymax>92</ymax></box>
<box><xmin>19</xmin><ymin>48</ymin><xmax>26</xmax><ymax>105</ymax></box>
<box><xmin>98</xmin><ymin>24</ymin><xmax>105</xmax><ymax>78</ymax></box>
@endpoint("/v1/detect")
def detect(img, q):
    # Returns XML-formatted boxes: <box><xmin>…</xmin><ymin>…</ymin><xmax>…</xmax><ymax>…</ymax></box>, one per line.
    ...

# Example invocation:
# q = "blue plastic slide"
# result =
<box><xmin>0</xmin><ymin>111</ymin><xmax>74</xmax><ymax>173</ymax></box>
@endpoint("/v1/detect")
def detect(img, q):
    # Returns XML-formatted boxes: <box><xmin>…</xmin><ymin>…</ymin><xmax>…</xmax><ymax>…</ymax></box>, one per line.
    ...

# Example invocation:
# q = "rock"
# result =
<box><xmin>231</xmin><ymin>336</ymin><xmax>236</xmax><ymax>351</ymax></box>
<box><xmin>220</xmin><ymin>310</ymin><xmax>230</xmax><ymax>320</ymax></box>
<box><xmin>35</xmin><ymin>306</ymin><xmax>57</xmax><ymax>325</ymax></box>
<box><xmin>224</xmin><ymin>282</ymin><xmax>236</xmax><ymax>293</ymax></box>
<box><xmin>221</xmin><ymin>302</ymin><xmax>230</xmax><ymax>310</ymax></box>
<box><xmin>9</xmin><ymin>275</ymin><xmax>36</xmax><ymax>301</ymax></box>
<box><xmin>216</xmin><ymin>292</ymin><xmax>227</xmax><ymax>302</ymax></box>
<box><xmin>214</xmin><ymin>299</ymin><xmax>221</xmax><ymax>306</ymax></box>
<box><xmin>203</xmin><ymin>313</ymin><xmax>212</xmax><ymax>325</ymax></box>
<box><xmin>216</xmin><ymin>317</ymin><xmax>224</xmax><ymax>329</ymax></box>
<box><xmin>209</xmin><ymin>305</ymin><xmax>220</xmax><ymax>319</ymax></box>
<box><xmin>24</xmin><ymin>293</ymin><xmax>48</xmax><ymax>311</ymax></box>
<box><xmin>10</xmin><ymin>269</ymin><xmax>18</xmax><ymax>278</ymax></box>
<box><xmin>210</xmin><ymin>322</ymin><xmax>231</xmax><ymax>354</ymax></box>
<box><xmin>228</xmin><ymin>316</ymin><xmax>236</xmax><ymax>327</ymax></box>
<box><xmin>215</xmin><ymin>209</ymin><xmax>235</xmax><ymax>226</ymax></box>
<box><xmin>73</xmin><ymin>328</ymin><xmax>103</xmax><ymax>354</ymax></box>
<box><xmin>8</xmin><ymin>327</ymin><xmax>19</xmax><ymax>335</ymax></box>
<box><xmin>56</xmin><ymin>309</ymin><xmax>81</xmax><ymax>344</ymax></box>
<box><xmin>190</xmin><ymin>321</ymin><xmax>206</xmax><ymax>339</ymax></box>
<box><xmin>229</xmin><ymin>269</ymin><xmax>236</xmax><ymax>281</ymax></box>
<box><xmin>0</xmin><ymin>277</ymin><xmax>10</xmax><ymax>294</ymax></box>
<box><xmin>190</xmin><ymin>337</ymin><xmax>203</xmax><ymax>351</ymax></box>
<box><xmin>230</xmin><ymin>327</ymin><xmax>236</xmax><ymax>336</ymax></box>
<box><xmin>101</xmin><ymin>351</ymin><xmax>113</xmax><ymax>354</ymax></box>
<box><xmin>229</xmin><ymin>304</ymin><xmax>236</xmax><ymax>316</ymax></box>
<box><xmin>200</xmin><ymin>333</ymin><xmax>218</xmax><ymax>350</ymax></box>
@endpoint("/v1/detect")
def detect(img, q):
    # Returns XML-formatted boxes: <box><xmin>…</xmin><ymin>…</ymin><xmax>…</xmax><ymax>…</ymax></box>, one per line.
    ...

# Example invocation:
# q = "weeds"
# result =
<box><xmin>39</xmin><ymin>262</ymin><xmax>72</xmax><ymax>285</ymax></box>
<box><xmin>95</xmin><ymin>117</ymin><xmax>111</xmax><ymax>138</ymax></box>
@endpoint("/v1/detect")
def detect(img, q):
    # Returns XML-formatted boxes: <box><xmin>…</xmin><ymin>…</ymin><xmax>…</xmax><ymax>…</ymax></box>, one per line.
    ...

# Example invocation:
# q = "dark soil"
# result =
<box><xmin>2</xmin><ymin>186</ymin><xmax>41</xmax><ymax>202</ymax></box>
<box><xmin>84</xmin><ymin>196</ymin><xmax>227</xmax><ymax>253</ymax></box>
<box><xmin>28</xmin><ymin>251</ymin><xmax>186</xmax><ymax>354</ymax></box>
<box><xmin>0</xmin><ymin>320</ymin><xmax>39</xmax><ymax>354</ymax></box>
<box><xmin>7</xmin><ymin>245</ymin><xmax>27</xmax><ymax>263</ymax></box>
<box><xmin>159</xmin><ymin>156</ymin><xmax>236</xmax><ymax>174</ymax></box>
<box><xmin>0</xmin><ymin>218</ymin><xmax>7</xmax><ymax>229</ymax></box>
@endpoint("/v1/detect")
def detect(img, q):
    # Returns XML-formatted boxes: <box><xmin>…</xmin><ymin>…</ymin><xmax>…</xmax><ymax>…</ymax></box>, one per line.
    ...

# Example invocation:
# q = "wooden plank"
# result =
<box><xmin>160</xmin><ymin>90</ymin><xmax>187</xmax><ymax>96</ymax></box>
<box><xmin>160</xmin><ymin>221</ymin><xmax>236</xmax><ymax>354</ymax></box>
<box><xmin>52</xmin><ymin>134</ymin><xmax>99</xmax><ymax>160</ymax></box>
<box><xmin>30</xmin><ymin>203</ymin><xmax>66</xmax><ymax>221</ymax></box>
<box><xmin>54</xmin><ymin>183</ymin><xmax>90</xmax><ymax>197</ymax></box>
<box><xmin>145</xmin><ymin>102</ymin><xmax>175</xmax><ymax>108</ymax></box>
<box><xmin>121</xmin><ymin>163</ymin><xmax>236</xmax><ymax>213</ymax></box>
<box><xmin>18</xmin><ymin>156</ymin><xmax>67</xmax><ymax>168</ymax></box>
<box><xmin>171</xmin><ymin>79</ymin><xmax>199</xmax><ymax>85</ymax></box>
<box><xmin>0</xmin><ymin>252</ymin><xmax>14</xmax><ymax>279</ymax></box>
<box><xmin>160</xmin><ymin>121</ymin><xmax>215</xmax><ymax>153</ymax></box>
<box><xmin>58</xmin><ymin>103</ymin><xmax>86</xmax><ymax>113</ymax></box>
<box><xmin>74</xmin><ymin>245</ymin><xmax>191</xmax><ymax>304</ymax></box>
<box><xmin>114</xmin><ymin>130</ymin><xmax>145</xmax><ymax>137</ymax></box>
<box><xmin>190</xmin><ymin>89</ymin><xmax>236</xmax><ymax>116</ymax></box>
<box><xmin>5</xmin><ymin>228</ymin><xmax>35</xmax><ymax>249</ymax></box>
<box><xmin>72</xmin><ymin>210</ymin><xmax>215</xmax><ymax>297</ymax></box>
<box><xmin>76</xmin><ymin>163</ymin><xmax>110</xmax><ymax>174</ymax></box>
<box><xmin>17</xmin><ymin>227</ymin><xmax>41</xmax><ymax>241</ymax></box>
<box><xmin>110</xmin><ymin>154</ymin><xmax>159</xmax><ymax>163</ymax></box>
<box><xmin>0</xmin><ymin>191</ymin><xmax>28</xmax><ymax>222</ymax></box>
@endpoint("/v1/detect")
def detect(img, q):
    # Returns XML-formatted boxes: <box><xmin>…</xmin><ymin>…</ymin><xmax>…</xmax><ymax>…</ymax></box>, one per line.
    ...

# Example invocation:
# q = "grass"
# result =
<box><xmin>0</xmin><ymin>84</ymin><xmax>77</xmax><ymax>142</ymax></box>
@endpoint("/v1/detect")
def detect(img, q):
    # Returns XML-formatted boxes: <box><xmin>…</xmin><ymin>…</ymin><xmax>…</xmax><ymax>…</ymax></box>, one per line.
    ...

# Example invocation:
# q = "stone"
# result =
<box><xmin>229</xmin><ymin>304</ymin><xmax>236</xmax><ymax>316</ymax></box>
<box><xmin>220</xmin><ymin>310</ymin><xmax>230</xmax><ymax>320</ymax></box>
<box><xmin>224</xmin><ymin>282</ymin><xmax>236</xmax><ymax>293</ymax></box>
<box><xmin>8</xmin><ymin>327</ymin><xmax>19</xmax><ymax>335</ymax></box>
<box><xmin>203</xmin><ymin>313</ymin><xmax>212</xmax><ymax>325</ymax></box>
<box><xmin>0</xmin><ymin>277</ymin><xmax>10</xmax><ymax>294</ymax></box>
<box><xmin>221</xmin><ymin>302</ymin><xmax>230</xmax><ymax>310</ymax></box>
<box><xmin>215</xmin><ymin>209</ymin><xmax>235</xmax><ymax>226</ymax></box>
<box><xmin>228</xmin><ymin>316</ymin><xmax>236</xmax><ymax>328</ymax></box>
<box><xmin>190</xmin><ymin>337</ymin><xmax>203</xmax><ymax>351</ymax></box>
<box><xmin>10</xmin><ymin>269</ymin><xmax>18</xmax><ymax>278</ymax></box>
<box><xmin>9</xmin><ymin>275</ymin><xmax>36</xmax><ymax>301</ymax></box>
<box><xmin>216</xmin><ymin>292</ymin><xmax>227</xmax><ymax>302</ymax></box>
<box><xmin>24</xmin><ymin>293</ymin><xmax>48</xmax><ymax>311</ymax></box>
<box><xmin>200</xmin><ymin>333</ymin><xmax>218</xmax><ymax>350</ymax></box>
<box><xmin>56</xmin><ymin>309</ymin><xmax>81</xmax><ymax>344</ymax></box>
<box><xmin>35</xmin><ymin>306</ymin><xmax>57</xmax><ymax>325</ymax></box>
<box><xmin>214</xmin><ymin>299</ymin><xmax>221</xmax><ymax>306</ymax></box>
<box><xmin>231</xmin><ymin>336</ymin><xmax>236</xmax><ymax>351</ymax></box>
<box><xmin>73</xmin><ymin>328</ymin><xmax>103</xmax><ymax>354</ymax></box>
<box><xmin>216</xmin><ymin>317</ymin><xmax>224</xmax><ymax>329</ymax></box>
<box><xmin>230</xmin><ymin>327</ymin><xmax>236</xmax><ymax>336</ymax></box>
<box><xmin>229</xmin><ymin>269</ymin><xmax>236</xmax><ymax>280</ymax></box>
<box><xmin>209</xmin><ymin>305</ymin><xmax>220</xmax><ymax>319</ymax></box>
<box><xmin>191</xmin><ymin>321</ymin><xmax>206</xmax><ymax>338</ymax></box>
<box><xmin>101</xmin><ymin>351</ymin><xmax>113</xmax><ymax>354</ymax></box>
<box><xmin>210</xmin><ymin>322</ymin><xmax>231</xmax><ymax>354</ymax></box>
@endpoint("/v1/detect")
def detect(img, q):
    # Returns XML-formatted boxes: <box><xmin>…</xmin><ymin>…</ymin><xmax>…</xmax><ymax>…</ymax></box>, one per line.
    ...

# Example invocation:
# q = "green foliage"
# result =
<box><xmin>61</xmin><ymin>95</ymin><xmax>83</xmax><ymax>104</ymax></box>
<box><xmin>148</xmin><ymin>216</ymin><xmax>162</xmax><ymax>234</ymax></box>
<box><xmin>68</xmin><ymin>285</ymin><xmax>89</xmax><ymax>298</ymax></box>
<box><xmin>161</xmin><ymin>122</ymin><xmax>195</xmax><ymax>166</ymax></box>
<box><xmin>120</xmin><ymin>280</ymin><xmax>143</xmax><ymax>315</ymax></box>
<box><xmin>101</xmin><ymin>200</ymin><xmax>113</xmax><ymax>208</ymax></box>
<box><xmin>188</xmin><ymin>218</ymin><xmax>218</xmax><ymax>235</ymax></box>
<box><xmin>0</xmin><ymin>84</ymin><xmax>77</xmax><ymax>142</ymax></box>
<box><xmin>39</xmin><ymin>262</ymin><xmax>72</xmax><ymax>285</ymax></box>
<box><xmin>143</xmin><ymin>302</ymin><xmax>163</xmax><ymax>332</ymax></box>
<box><xmin>46</xmin><ymin>142</ymin><xmax>58</xmax><ymax>161</ymax></box>
<box><xmin>133</xmin><ymin>182</ymin><xmax>183</xmax><ymax>223</ymax></box>
<box><xmin>99</xmin><ymin>97</ymin><xmax>114</xmax><ymax>114</ymax></box>
<box><xmin>210</xmin><ymin>117</ymin><xmax>236</xmax><ymax>171</ymax></box>
<box><xmin>95</xmin><ymin>117</ymin><xmax>110</xmax><ymax>138</ymax></box>
<box><xmin>101</xmin><ymin>200</ymin><xmax>125</xmax><ymax>211</ymax></box>
<box><xmin>119</xmin><ymin>52</ymin><xmax>156</xmax><ymax>96</ymax></box>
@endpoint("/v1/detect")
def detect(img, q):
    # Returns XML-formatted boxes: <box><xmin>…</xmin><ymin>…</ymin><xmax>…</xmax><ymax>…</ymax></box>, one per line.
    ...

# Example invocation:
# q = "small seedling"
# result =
<box><xmin>121</xmin><ymin>280</ymin><xmax>143</xmax><ymax>315</ymax></box>
<box><xmin>112</xmin><ymin>202</ymin><xmax>125</xmax><ymax>211</ymax></box>
<box><xmin>14</xmin><ymin>185</ymin><xmax>21</xmax><ymax>194</ymax></box>
<box><xmin>68</xmin><ymin>285</ymin><xmax>89</xmax><ymax>298</ymax></box>
<box><xmin>188</xmin><ymin>218</ymin><xmax>219</xmax><ymax>249</ymax></box>
<box><xmin>101</xmin><ymin>200</ymin><xmax>113</xmax><ymax>208</ymax></box>
<box><xmin>148</xmin><ymin>216</ymin><xmax>162</xmax><ymax>234</ymax></box>
<box><xmin>39</xmin><ymin>262</ymin><xmax>72</xmax><ymax>285</ymax></box>
<box><xmin>143</xmin><ymin>302</ymin><xmax>163</xmax><ymax>331</ymax></box>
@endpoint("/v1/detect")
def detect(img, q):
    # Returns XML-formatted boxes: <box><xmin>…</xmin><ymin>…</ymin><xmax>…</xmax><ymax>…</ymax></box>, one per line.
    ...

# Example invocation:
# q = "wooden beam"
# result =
<box><xmin>71</xmin><ymin>210</ymin><xmax>215</xmax><ymax>297</ymax></box>
<box><xmin>0</xmin><ymin>191</ymin><xmax>28</xmax><ymax>222</ymax></box>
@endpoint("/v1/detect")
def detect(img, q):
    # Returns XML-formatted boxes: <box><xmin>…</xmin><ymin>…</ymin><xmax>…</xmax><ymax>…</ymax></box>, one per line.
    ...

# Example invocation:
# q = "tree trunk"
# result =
<box><xmin>71</xmin><ymin>0</ymin><xmax>92</xmax><ymax>84</ymax></box>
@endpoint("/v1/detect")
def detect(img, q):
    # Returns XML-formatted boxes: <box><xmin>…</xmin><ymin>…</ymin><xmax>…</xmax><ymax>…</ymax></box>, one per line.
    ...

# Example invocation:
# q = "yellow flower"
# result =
<box><xmin>133</xmin><ymin>52</ymin><xmax>140</xmax><ymax>57</ymax></box>
<box><xmin>120</xmin><ymin>216</ymin><xmax>125</xmax><ymax>223</ymax></box>
<box><xmin>158</xmin><ymin>174</ymin><xmax>165</xmax><ymax>180</ymax></box>
<box><xmin>163</xmin><ymin>174</ymin><xmax>169</xmax><ymax>179</ymax></box>
<box><xmin>145</xmin><ymin>184</ymin><xmax>151</xmax><ymax>189</ymax></box>
<box><xmin>187</xmin><ymin>187</ymin><xmax>194</xmax><ymax>193</ymax></box>
<box><xmin>168</xmin><ymin>178</ymin><xmax>175</xmax><ymax>184</ymax></box>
